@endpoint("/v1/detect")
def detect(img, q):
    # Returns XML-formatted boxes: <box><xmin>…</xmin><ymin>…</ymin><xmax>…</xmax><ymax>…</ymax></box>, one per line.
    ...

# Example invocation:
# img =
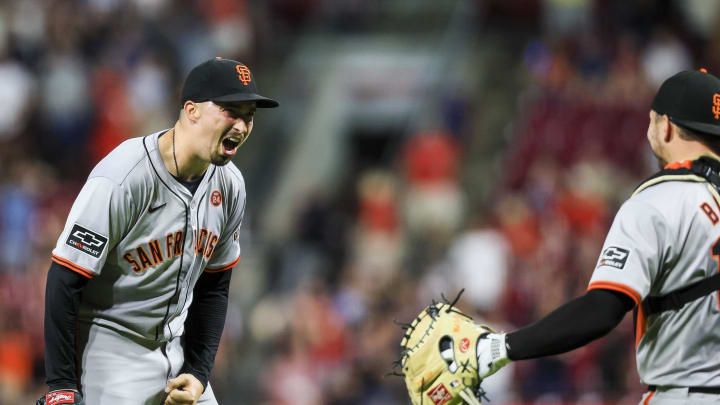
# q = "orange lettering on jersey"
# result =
<box><xmin>235</xmin><ymin>65</ymin><xmax>252</xmax><ymax>85</ymax></box>
<box><xmin>136</xmin><ymin>246</ymin><xmax>153</xmax><ymax>270</ymax></box>
<box><xmin>205</xmin><ymin>234</ymin><xmax>219</xmax><ymax>259</ymax></box>
<box><xmin>174</xmin><ymin>231</ymin><xmax>184</xmax><ymax>256</ymax></box>
<box><xmin>195</xmin><ymin>229</ymin><xmax>209</xmax><ymax>255</ymax></box>
<box><xmin>148</xmin><ymin>239</ymin><xmax>164</xmax><ymax>264</ymax></box>
<box><xmin>701</xmin><ymin>202</ymin><xmax>719</xmax><ymax>225</ymax></box>
<box><xmin>166</xmin><ymin>233</ymin><xmax>174</xmax><ymax>258</ymax></box>
<box><xmin>713</xmin><ymin>93</ymin><xmax>720</xmax><ymax>120</ymax></box>
<box><xmin>123</xmin><ymin>252</ymin><xmax>141</xmax><ymax>273</ymax></box>
<box><xmin>124</xmin><ymin>229</ymin><xmax>185</xmax><ymax>273</ymax></box>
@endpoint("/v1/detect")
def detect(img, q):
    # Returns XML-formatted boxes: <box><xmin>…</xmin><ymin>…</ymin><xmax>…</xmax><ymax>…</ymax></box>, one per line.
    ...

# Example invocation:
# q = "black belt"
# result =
<box><xmin>648</xmin><ymin>385</ymin><xmax>720</xmax><ymax>394</ymax></box>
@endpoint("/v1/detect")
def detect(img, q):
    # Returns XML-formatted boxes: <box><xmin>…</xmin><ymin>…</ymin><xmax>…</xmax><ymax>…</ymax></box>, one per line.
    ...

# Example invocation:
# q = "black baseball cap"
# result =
<box><xmin>651</xmin><ymin>69</ymin><xmax>720</xmax><ymax>136</ymax></box>
<box><xmin>180</xmin><ymin>57</ymin><xmax>279</xmax><ymax>108</ymax></box>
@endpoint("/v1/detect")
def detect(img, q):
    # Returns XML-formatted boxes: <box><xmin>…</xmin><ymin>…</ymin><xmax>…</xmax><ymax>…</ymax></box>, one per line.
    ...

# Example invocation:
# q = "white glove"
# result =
<box><xmin>476</xmin><ymin>332</ymin><xmax>511</xmax><ymax>379</ymax></box>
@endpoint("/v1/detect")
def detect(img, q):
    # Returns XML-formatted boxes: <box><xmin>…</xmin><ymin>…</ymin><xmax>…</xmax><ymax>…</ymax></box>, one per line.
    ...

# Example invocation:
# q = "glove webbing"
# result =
<box><xmin>392</xmin><ymin>290</ymin><xmax>468</xmax><ymax>377</ymax></box>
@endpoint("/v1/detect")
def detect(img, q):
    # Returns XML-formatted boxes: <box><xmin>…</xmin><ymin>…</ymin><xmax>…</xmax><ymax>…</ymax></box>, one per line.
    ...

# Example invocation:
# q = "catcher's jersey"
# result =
<box><xmin>51</xmin><ymin>130</ymin><xmax>245</xmax><ymax>342</ymax></box>
<box><xmin>588</xmin><ymin>163</ymin><xmax>720</xmax><ymax>387</ymax></box>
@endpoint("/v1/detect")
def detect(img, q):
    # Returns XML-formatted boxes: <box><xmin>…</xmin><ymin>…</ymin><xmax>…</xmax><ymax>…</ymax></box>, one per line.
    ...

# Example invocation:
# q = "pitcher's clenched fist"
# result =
<box><xmin>165</xmin><ymin>374</ymin><xmax>205</xmax><ymax>405</ymax></box>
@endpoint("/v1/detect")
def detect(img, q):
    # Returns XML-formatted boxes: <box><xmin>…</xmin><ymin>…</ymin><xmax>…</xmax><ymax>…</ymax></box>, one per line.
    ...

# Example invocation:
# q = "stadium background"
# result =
<box><xmin>0</xmin><ymin>0</ymin><xmax>716</xmax><ymax>403</ymax></box>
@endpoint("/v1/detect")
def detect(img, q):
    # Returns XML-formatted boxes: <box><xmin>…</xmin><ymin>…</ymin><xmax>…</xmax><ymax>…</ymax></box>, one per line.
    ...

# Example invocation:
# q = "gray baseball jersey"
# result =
<box><xmin>51</xmin><ymin>129</ymin><xmax>245</xmax><ymax>342</ymax></box>
<box><xmin>588</xmin><ymin>162</ymin><xmax>720</xmax><ymax>387</ymax></box>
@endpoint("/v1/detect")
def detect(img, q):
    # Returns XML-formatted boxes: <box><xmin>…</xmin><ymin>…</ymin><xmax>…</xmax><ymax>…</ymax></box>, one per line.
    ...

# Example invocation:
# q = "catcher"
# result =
<box><xmin>400</xmin><ymin>69</ymin><xmax>720</xmax><ymax>405</ymax></box>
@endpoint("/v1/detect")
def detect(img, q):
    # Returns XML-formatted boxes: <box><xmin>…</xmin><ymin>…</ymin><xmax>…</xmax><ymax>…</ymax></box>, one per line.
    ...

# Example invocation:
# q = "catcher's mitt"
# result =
<box><xmin>397</xmin><ymin>295</ymin><xmax>494</xmax><ymax>405</ymax></box>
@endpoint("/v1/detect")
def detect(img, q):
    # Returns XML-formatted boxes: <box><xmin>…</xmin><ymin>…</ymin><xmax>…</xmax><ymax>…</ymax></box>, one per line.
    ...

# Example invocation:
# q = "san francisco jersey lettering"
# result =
<box><xmin>51</xmin><ymin>130</ymin><xmax>245</xmax><ymax>341</ymax></box>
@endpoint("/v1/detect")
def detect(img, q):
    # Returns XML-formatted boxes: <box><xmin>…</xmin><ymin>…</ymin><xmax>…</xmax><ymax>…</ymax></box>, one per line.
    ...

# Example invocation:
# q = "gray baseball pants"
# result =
<box><xmin>77</xmin><ymin>322</ymin><xmax>219</xmax><ymax>405</ymax></box>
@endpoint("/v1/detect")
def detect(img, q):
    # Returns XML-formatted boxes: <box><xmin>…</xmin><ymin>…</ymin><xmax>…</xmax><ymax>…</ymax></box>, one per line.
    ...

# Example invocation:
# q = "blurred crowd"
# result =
<box><xmin>1</xmin><ymin>0</ymin><xmax>720</xmax><ymax>404</ymax></box>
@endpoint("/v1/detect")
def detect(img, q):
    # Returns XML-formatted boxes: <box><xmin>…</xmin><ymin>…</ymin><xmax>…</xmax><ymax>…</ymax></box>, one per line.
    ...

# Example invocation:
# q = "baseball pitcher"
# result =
<box><xmin>37</xmin><ymin>58</ymin><xmax>278</xmax><ymax>405</ymax></box>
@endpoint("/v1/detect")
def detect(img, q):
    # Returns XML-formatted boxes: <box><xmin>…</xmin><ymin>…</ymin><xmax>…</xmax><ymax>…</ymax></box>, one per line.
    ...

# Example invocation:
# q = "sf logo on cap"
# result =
<box><xmin>235</xmin><ymin>65</ymin><xmax>252</xmax><ymax>86</ymax></box>
<box><xmin>713</xmin><ymin>93</ymin><xmax>720</xmax><ymax>120</ymax></box>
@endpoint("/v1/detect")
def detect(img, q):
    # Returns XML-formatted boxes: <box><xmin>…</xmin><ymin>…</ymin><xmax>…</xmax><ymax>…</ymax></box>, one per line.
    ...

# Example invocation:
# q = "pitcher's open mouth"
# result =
<box><xmin>222</xmin><ymin>137</ymin><xmax>242</xmax><ymax>155</ymax></box>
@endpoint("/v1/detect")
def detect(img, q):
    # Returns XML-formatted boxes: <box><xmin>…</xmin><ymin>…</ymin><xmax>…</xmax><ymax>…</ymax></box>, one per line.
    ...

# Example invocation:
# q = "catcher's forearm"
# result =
<box><xmin>44</xmin><ymin>262</ymin><xmax>89</xmax><ymax>390</ymax></box>
<box><xmin>180</xmin><ymin>269</ymin><xmax>232</xmax><ymax>388</ymax></box>
<box><xmin>506</xmin><ymin>289</ymin><xmax>634</xmax><ymax>360</ymax></box>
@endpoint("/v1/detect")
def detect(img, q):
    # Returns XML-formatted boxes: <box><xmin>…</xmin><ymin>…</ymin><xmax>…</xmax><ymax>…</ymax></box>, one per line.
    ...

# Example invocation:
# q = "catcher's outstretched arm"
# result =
<box><xmin>506</xmin><ymin>289</ymin><xmax>634</xmax><ymax>360</ymax></box>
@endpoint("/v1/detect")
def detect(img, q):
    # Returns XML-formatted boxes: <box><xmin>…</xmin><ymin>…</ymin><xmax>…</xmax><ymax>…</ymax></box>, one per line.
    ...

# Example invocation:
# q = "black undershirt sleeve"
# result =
<box><xmin>180</xmin><ymin>269</ymin><xmax>232</xmax><ymax>389</ymax></box>
<box><xmin>44</xmin><ymin>262</ymin><xmax>90</xmax><ymax>391</ymax></box>
<box><xmin>506</xmin><ymin>289</ymin><xmax>635</xmax><ymax>360</ymax></box>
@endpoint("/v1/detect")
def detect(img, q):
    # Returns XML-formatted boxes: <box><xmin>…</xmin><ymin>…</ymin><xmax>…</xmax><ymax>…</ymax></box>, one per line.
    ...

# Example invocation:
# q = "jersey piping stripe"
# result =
<box><xmin>205</xmin><ymin>254</ymin><xmax>241</xmax><ymax>273</ymax></box>
<box><xmin>587</xmin><ymin>281</ymin><xmax>641</xmax><ymax>306</ymax></box>
<box><xmin>642</xmin><ymin>391</ymin><xmax>654</xmax><ymax>405</ymax></box>
<box><xmin>144</xmin><ymin>135</ymin><xmax>189</xmax><ymax>341</ymax></box>
<box><xmin>177</xmin><ymin>166</ymin><xmax>217</xmax><ymax>322</ymax></box>
<box><xmin>51</xmin><ymin>254</ymin><xmax>95</xmax><ymax>278</ymax></box>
